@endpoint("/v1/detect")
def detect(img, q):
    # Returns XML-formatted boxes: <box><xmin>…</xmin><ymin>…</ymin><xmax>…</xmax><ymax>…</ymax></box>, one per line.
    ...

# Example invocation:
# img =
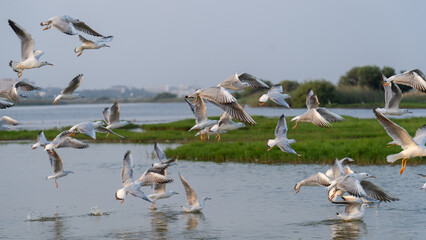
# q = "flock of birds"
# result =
<box><xmin>1</xmin><ymin>16</ymin><xmax>426</xmax><ymax>218</ymax></box>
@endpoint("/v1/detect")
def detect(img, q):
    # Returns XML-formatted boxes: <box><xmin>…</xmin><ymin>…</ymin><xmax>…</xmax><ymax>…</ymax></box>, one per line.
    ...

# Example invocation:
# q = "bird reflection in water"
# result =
<box><xmin>329</xmin><ymin>220</ymin><xmax>367</xmax><ymax>240</ymax></box>
<box><xmin>183</xmin><ymin>212</ymin><xmax>205</xmax><ymax>231</ymax></box>
<box><xmin>150</xmin><ymin>209</ymin><xmax>179</xmax><ymax>239</ymax></box>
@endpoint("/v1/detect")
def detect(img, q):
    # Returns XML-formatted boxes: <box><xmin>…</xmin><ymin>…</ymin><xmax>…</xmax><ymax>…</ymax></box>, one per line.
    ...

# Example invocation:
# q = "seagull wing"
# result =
<box><xmin>72</xmin><ymin>20</ymin><xmax>105</xmax><ymax>37</ymax></box>
<box><xmin>392</xmin><ymin>69</ymin><xmax>426</xmax><ymax>93</ymax></box>
<box><xmin>198</xmin><ymin>87</ymin><xmax>236</xmax><ymax>104</ymax></box>
<box><xmin>37</xmin><ymin>131</ymin><xmax>50</xmax><ymax>145</ymax></box>
<box><xmin>316</xmin><ymin>108</ymin><xmax>344</xmax><ymax>122</ymax></box>
<box><xmin>207</xmin><ymin>100</ymin><xmax>256</xmax><ymax>126</ymax></box>
<box><xmin>8</xmin><ymin>19</ymin><xmax>34</xmax><ymax>60</ymax></box>
<box><xmin>138</xmin><ymin>170</ymin><xmax>173</xmax><ymax>186</ymax></box>
<box><xmin>121</xmin><ymin>150</ymin><xmax>134</xmax><ymax>186</ymax></box>
<box><xmin>0</xmin><ymin>99</ymin><xmax>14</xmax><ymax>109</ymax></box>
<box><xmin>373</xmin><ymin>108</ymin><xmax>417</xmax><ymax>149</ymax></box>
<box><xmin>344</xmin><ymin>202</ymin><xmax>362</xmax><ymax>214</ymax></box>
<box><xmin>62</xmin><ymin>74</ymin><xmax>83</xmax><ymax>94</ymax></box>
<box><xmin>179</xmin><ymin>173</ymin><xmax>200</xmax><ymax>207</ymax></box>
<box><xmin>360</xmin><ymin>180</ymin><xmax>399</xmax><ymax>202</ymax></box>
<box><xmin>127</xmin><ymin>188</ymin><xmax>153</xmax><ymax>203</ymax></box>
<box><xmin>238</xmin><ymin>73</ymin><xmax>270</xmax><ymax>89</ymax></box>
<box><xmin>15</xmin><ymin>81</ymin><xmax>41</xmax><ymax>92</ymax></box>
<box><xmin>387</xmin><ymin>83</ymin><xmax>403</xmax><ymax>109</ymax></box>
<box><xmin>109</xmin><ymin>101</ymin><xmax>120</xmax><ymax>124</ymax></box>
<box><xmin>48</xmin><ymin>149</ymin><xmax>63</xmax><ymax>174</ymax></box>
<box><xmin>306</xmin><ymin>89</ymin><xmax>320</xmax><ymax>109</ymax></box>
<box><xmin>78</xmin><ymin>34</ymin><xmax>92</xmax><ymax>43</ymax></box>
<box><xmin>413</xmin><ymin>125</ymin><xmax>426</xmax><ymax>146</ymax></box>
<box><xmin>331</xmin><ymin>158</ymin><xmax>345</xmax><ymax>180</ymax></box>
<box><xmin>218</xmin><ymin>111</ymin><xmax>233</xmax><ymax>127</ymax></box>
<box><xmin>275</xmin><ymin>114</ymin><xmax>287</xmax><ymax>138</ymax></box>
<box><xmin>337</xmin><ymin>175</ymin><xmax>367</xmax><ymax>198</ymax></box>
<box><xmin>102</xmin><ymin>107</ymin><xmax>110</xmax><ymax>125</ymax></box>
<box><xmin>218</xmin><ymin>73</ymin><xmax>242</xmax><ymax>90</ymax></box>
<box><xmin>55</xmin><ymin>137</ymin><xmax>89</xmax><ymax>149</ymax></box>
<box><xmin>154</xmin><ymin>142</ymin><xmax>167</xmax><ymax>162</ymax></box>
<box><xmin>194</xmin><ymin>97</ymin><xmax>208</xmax><ymax>124</ymax></box>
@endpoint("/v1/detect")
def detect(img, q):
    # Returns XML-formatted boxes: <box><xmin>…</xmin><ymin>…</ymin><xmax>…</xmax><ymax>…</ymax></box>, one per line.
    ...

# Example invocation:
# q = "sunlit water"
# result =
<box><xmin>0</xmin><ymin>143</ymin><xmax>425</xmax><ymax>239</ymax></box>
<box><xmin>1</xmin><ymin>102</ymin><xmax>425</xmax><ymax>130</ymax></box>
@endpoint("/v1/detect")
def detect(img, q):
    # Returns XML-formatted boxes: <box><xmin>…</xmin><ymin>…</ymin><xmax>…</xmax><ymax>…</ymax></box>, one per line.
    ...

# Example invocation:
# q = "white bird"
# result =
<box><xmin>336</xmin><ymin>202</ymin><xmax>371</xmax><ymax>221</ymax></box>
<box><xmin>259</xmin><ymin>84</ymin><xmax>292</xmax><ymax>109</ymax></box>
<box><xmin>115</xmin><ymin>150</ymin><xmax>173</xmax><ymax>204</ymax></box>
<box><xmin>218</xmin><ymin>73</ymin><xmax>269</xmax><ymax>91</ymax></box>
<box><xmin>0</xmin><ymin>99</ymin><xmax>14</xmax><ymax>109</ymax></box>
<box><xmin>291</xmin><ymin>89</ymin><xmax>344</xmax><ymax>129</ymax></box>
<box><xmin>267</xmin><ymin>114</ymin><xmax>299</xmax><ymax>155</ymax></box>
<box><xmin>74</xmin><ymin>35</ymin><xmax>113</xmax><ymax>57</ymax></box>
<box><xmin>153</xmin><ymin>142</ymin><xmax>177</xmax><ymax>167</ymax></box>
<box><xmin>374</xmin><ymin>108</ymin><xmax>426</xmax><ymax>175</ymax></box>
<box><xmin>184</xmin><ymin>96</ymin><xmax>217</xmax><ymax>141</ymax></box>
<box><xmin>40</xmin><ymin>15</ymin><xmax>107</xmax><ymax>37</ymax></box>
<box><xmin>31</xmin><ymin>131</ymin><xmax>50</xmax><ymax>149</ymax></box>
<box><xmin>102</xmin><ymin>101</ymin><xmax>129</xmax><ymax>137</ymax></box>
<box><xmin>8</xmin><ymin>19</ymin><xmax>53</xmax><ymax>78</ymax></box>
<box><xmin>383</xmin><ymin>69</ymin><xmax>426</xmax><ymax>93</ymax></box>
<box><xmin>179</xmin><ymin>173</ymin><xmax>211</xmax><ymax>213</ymax></box>
<box><xmin>53</xmin><ymin>74</ymin><xmax>84</xmax><ymax>105</ymax></box>
<box><xmin>0</xmin><ymin>116</ymin><xmax>20</xmax><ymax>130</ymax></box>
<box><xmin>45</xmin><ymin>149</ymin><xmax>73</xmax><ymax>188</ymax></box>
<box><xmin>186</xmin><ymin>86</ymin><xmax>256</xmax><ymax>125</ymax></box>
<box><xmin>69</xmin><ymin>121</ymin><xmax>125</xmax><ymax>139</ymax></box>
<box><xmin>377</xmin><ymin>74</ymin><xmax>412</xmax><ymax>116</ymax></box>
<box><xmin>209</xmin><ymin>112</ymin><xmax>244</xmax><ymax>141</ymax></box>
<box><xmin>419</xmin><ymin>174</ymin><xmax>426</xmax><ymax>190</ymax></box>
<box><xmin>194</xmin><ymin>126</ymin><xmax>226</xmax><ymax>140</ymax></box>
<box><xmin>42</xmin><ymin>131</ymin><xmax>88</xmax><ymax>152</ymax></box>
<box><xmin>0</xmin><ymin>79</ymin><xmax>41</xmax><ymax>102</ymax></box>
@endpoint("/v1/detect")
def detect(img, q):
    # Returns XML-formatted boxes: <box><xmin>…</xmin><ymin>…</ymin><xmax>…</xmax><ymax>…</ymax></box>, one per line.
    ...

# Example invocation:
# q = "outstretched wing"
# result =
<box><xmin>8</xmin><ymin>19</ymin><xmax>34</xmax><ymax>60</ymax></box>
<box><xmin>72</xmin><ymin>20</ymin><xmax>105</xmax><ymax>37</ymax></box>
<box><xmin>121</xmin><ymin>150</ymin><xmax>134</xmax><ymax>186</ymax></box>
<box><xmin>179</xmin><ymin>173</ymin><xmax>200</xmax><ymax>207</ymax></box>
<box><xmin>62</xmin><ymin>74</ymin><xmax>83</xmax><ymax>94</ymax></box>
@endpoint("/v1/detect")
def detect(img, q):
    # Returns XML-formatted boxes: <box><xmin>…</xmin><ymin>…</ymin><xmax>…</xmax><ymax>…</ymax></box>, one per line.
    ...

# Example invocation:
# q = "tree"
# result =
<box><xmin>291</xmin><ymin>80</ymin><xmax>337</xmax><ymax>108</ymax></box>
<box><xmin>152</xmin><ymin>92</ymin><xmax>177</xmax><ymax>102</ymax></box>
<box><xmin>338</xmin><ymin>65</ymin><xmax>395</xmax><ymax>90</ymax></box>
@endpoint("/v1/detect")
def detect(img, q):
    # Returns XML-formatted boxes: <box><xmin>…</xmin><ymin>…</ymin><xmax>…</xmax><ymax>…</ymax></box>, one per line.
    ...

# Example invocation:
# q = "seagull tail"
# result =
<box><xmin>386</xmin><ymin>153</ymin><xmax>403</xmax><ymax>163</ymax></box>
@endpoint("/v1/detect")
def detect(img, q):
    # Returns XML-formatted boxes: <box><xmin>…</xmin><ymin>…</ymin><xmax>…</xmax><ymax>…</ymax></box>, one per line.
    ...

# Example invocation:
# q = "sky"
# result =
<box><xmin>1</xmin><ymin>0</ymin><xmax>426</xmax><ymax>90</ymax></box>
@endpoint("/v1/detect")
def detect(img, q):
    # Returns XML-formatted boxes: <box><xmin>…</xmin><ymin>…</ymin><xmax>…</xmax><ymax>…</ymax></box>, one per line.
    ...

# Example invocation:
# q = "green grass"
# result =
<box><xmin>1</xmin><ymin>116</ymin><xmax>425</xmax><ymax>165</ymax></box>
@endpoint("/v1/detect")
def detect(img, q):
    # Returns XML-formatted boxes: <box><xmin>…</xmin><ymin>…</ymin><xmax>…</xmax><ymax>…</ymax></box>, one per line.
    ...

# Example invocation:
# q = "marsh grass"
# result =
<box><xmin>1</xmin><ymin>115</ymin><xmax>425</xmax><ymax>165</ymax></box>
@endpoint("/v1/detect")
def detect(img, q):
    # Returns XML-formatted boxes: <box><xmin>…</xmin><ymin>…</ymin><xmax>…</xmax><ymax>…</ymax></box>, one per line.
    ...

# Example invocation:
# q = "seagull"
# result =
<box><xmin>184</xmin><ymin>96</ymin><xmax>217</xmax><ymax>141</ymax></box>
<box><xmin>0</xmin><ymin>79</ymin><xmax>41</xmax><ymax>102</ymax></box>
<box><xmin>419</xmin><ymin>174</ymin><xmax>426</xmax><ymax>190</ymax></box>
<box><xmin>209</xmin><ymin>112</ymin><xmax>244</xmax><ymax>141</ymax></box>
<box><xmin>267</xmin><ymin>114</ymin><xmax>300</xmax><ymax>155</ymax></box>
<box><xmin>40</xmin><ymin>15</ymin><xmax>108</xmax><ymax>37</ymax></box>
<box><xmin>374</xmin><ymin>108</ymin><xmax>426</xmax><ymax>174</ymax></box>
<box><xmin>31</xmin><ymin>131</ymin><xmax>50</xmax><ymax>149</ymax></box>
<box><xmin>377</xmin><ymin>74</ymin><xmax>412</xmax><ymax>115</ymax></box>
<box><xmin>382</xmin><ymin>69</ymin><xmax>426</xmax><ymax>93</ymax></box>
<box><xmin>259</xmin><ymin>84</ymin><xmax>292</xmax><ymax>109</ymax></box>
<box><xmin>45</xmin><ymin>149</ymin><xmax>73</xmax><ymax>188</ymax></box>
<box><xmin>153</xmin><ymin>142</ymin><xmax>177</xmax><ymax>167</ymax></box>
<box><xmin>0</xmin><ymin>116</ymin><xmax>20</xmax><ymax>130</ymax></box>
<box><xmin>115</xmin><ymin>150</ymin><xmax>173</xmax><ymax>204</ymax></box>
<box><xmin>179</xmin><ymin>173</ymin><xmax>211</xmax><ymax>213</ymax></box>
<box><xmin>194</xmin><ymin>126</ymin><xmax>226</xmax><ymax>140</ymax></box>
<box><xmin>336</xmin><ymin>202</ymin><xmax>371</xmax><ymax>221</ymax></box>
<box><xmin>42</xmin><ymin>131</ymin><xmax>88</xmax><ymax>152</ymax></box>
<box><xmin>291</xmin><ymin>89</ymin><xmax>344</xmax><ymax>129</ymax></box>
<box><xmin>102</xmin><ymin>101</ymin><xmax>130</xmax><ymax>137</ymax></box>
<box><xmin>148</xmin><ymin>145</ymin><xmax>179</xmax><ymax>209</ymax></box>
<box><xmin>217</xmin><ymin>73</ymin><xmax>269</xmax><ymax>91</ymax></box>
<box><xmin>74</xmin><ymin>35</ymin><xmax>113</xmax><ymax>57</ymax></box>
<box><xmin>8</xmin><ymin>19</ymin><xmax>53</xmax><ymax>78</ymax></box>
<box><xmin>0</xmin><ymin>99</ymin><xmax>14</xmax><ymax>109</ymax></box>
<box><xmin>186</xmin><ymin>86</ymin><xmax>256</xmax><ymax>125</ymax></box>
<box><xmin>53</xmin><ymin>74</ymin><xmax>84</xmax><ymax>105</ymax></box>
<box><xmin>69</xmin><ymin>121</ymin><xmax>125</xmax><ymax>139</ymax></box>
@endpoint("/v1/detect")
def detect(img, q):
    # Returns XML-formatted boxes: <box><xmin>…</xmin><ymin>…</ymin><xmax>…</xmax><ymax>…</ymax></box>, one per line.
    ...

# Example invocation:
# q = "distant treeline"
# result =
<box><xmin>237</xmin><ymin>65</ymin><xmax>426</xmax><ymax>108</ymax></box>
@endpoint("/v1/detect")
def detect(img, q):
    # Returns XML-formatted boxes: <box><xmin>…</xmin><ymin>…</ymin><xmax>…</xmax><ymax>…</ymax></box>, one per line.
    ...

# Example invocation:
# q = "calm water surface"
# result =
<box><xmin>0</xmin><ymin>143</ymin><xmax>425</xmax><ymax>239</ymax></box>
<box><xmin>1</xmin><ymin>102</ymin><xmax>425</xmax><ymax>130</ymax></box>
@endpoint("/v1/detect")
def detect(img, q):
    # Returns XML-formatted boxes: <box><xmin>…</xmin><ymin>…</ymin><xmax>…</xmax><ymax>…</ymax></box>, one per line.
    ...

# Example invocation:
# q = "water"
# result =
<box><xmin>1</xmin><ymin>102</ymin><xmax>425</xmax><ymax>130</ymax></box>
<box><xmin>0</xmin><ymin>143</ymin><xmax>425</xmax><ymax>239</ymax></box>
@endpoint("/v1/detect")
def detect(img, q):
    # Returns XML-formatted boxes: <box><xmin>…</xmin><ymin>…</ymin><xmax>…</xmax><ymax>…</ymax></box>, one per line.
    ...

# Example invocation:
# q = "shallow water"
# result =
<box><xmin>0</xmin><ymin>143</ymin><xmax>425</xmax><ymax>239</ymax></box>
<box><xmin>1</xmin><ymin>102</ymin><xmax>424</xmax><ymax>130</ymax></box>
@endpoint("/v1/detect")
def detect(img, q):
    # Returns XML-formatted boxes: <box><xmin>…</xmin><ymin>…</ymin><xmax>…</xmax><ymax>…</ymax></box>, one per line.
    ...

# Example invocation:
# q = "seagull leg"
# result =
<box><xmin>267</xmin><ymin>146</ymin><xmax>273</xmax><ymax>151</ymax></box>
<box><xmin>387</xmin><ymin>144</ymin><xmax>396</xmax><ymax>148</ymax></box>
<box><xmin>17</xmin><ymin>69</ymin><xmax>23</xmax><ymax>78</ymax></box>
<box><xmin>292</xmin><ymin>122</ymin><xmax>298</xmax><ymax>130</ymax></box>
<box><xmin>77</xmin><ymin>51</ymin><xmax>83</xmax><ymax>57</ymax></box>
<box><xmin>120</xmin><ymin>200</ymin><xmax>124</xmax><ymax>204</ymax></box>
<box><xmin>150</xmin><ymin>200</ymin><xmax>157</xmax><ymax>210</ymax></box>
<box><xmin>400</xmin><ymin>158</ymin><xmax>407</xmax><ymax>175</ymax></box>
<box><xmin>106</xmin><ymin>133</ymin><xmax>110</xmax><ymax>138</ymax></box>
<box><xmin>216</xmin><ymin>133</ymin><xmax>221</xmax><ymax>142</ymax></box>
<box><xmin>55</xmin><ymin>179</ymin><xmax>58</xmax><ymax>188</ymax></box>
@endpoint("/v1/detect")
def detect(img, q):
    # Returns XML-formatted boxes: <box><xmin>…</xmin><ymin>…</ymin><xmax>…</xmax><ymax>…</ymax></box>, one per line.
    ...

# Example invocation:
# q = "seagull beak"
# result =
<box><xmin>259</xmin><ymin>102</ymin><xmax>265</xmax><ymax>107</ymax></box>
<box><xmin>105</xmin><ymin>45</ymin><xmax>111</xmax><ymax>47</ymax></box>
<box><xmin>369</xmin><ymin>175</ymin><xmax>376</xmax><ymax>178</ymax></box>
<box><xmin>383</xmin><ymin>82</ymin><xmax>390</xmax><ymax>86</ymax></box>
<box><xmin>48</xmin><ymin>63</ymin><xmax>54</xmax><ymax>66</ymax></box>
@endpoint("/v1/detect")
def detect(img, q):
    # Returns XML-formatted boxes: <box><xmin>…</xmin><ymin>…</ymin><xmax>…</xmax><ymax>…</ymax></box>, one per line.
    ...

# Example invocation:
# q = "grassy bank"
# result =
<box><xmin>1</xmin><ymin>116</ymin><xmax>425</xmax><ymax>165</ymax></box>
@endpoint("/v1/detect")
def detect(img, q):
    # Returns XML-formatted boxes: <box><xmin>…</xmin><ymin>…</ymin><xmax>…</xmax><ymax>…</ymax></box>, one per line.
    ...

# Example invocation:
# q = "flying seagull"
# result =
<box><xmin>40</xmin><ymin>15</ymin><xmax>108</xmax><ymax>37</ymax></box>
<box><xmin>74</xmin><ymin>35</ymin><xmax>113</xmax><ymax>57</ymax></box>
<box><xmin>53</xmin><ymin>74</ymin><xmax>84</xmax><ymax>105</ymax></box>
<box><xmin>382</xmin><ymin>69</ymin><xmax>426</xmax><ymax>93</ymax></box>
<box><xmin>69</xmin><ymin>121</ymin><xmax>125</xmax><ymax>139</ymax></box>
<box><xmin>267</xmin><ymin>114</ymin><xmax>300</xmax><ymax>155</ymax></box>
<box><xmin>179</xmin><ymin>173</ymin><xmax>211</xmax><ymax>213</ymax></box>
<box><xmin>336</xmin><ymin>202</ymin><xmax>371</xmax><ymax>221</ymax></box>
<box><xmin>377</xmin><ymin>74</ymin><xmax>412</xmax><ymax>115</ymax></box>
<box><xmin>8</xmin><ymin>19</ymin><xmax>53</xmax><ymax>78</ymax></box>
<box><xmin>374</xmin><ymin>108</ymin><xmax>426</xmax><ymax>174</ymax></box>
<box><xmin>102</xmin><ymin>101</ymin><xmax>130</xmax><ymax>137</ymax></box>
<box><xmin>0</xmin><ymin>116</ymin><xmax>20</xmax><ymax>130</ymax></box>
<box><xmin>291</xmin><ymin>89</ymin><xmax>343</xmax><ymax>129</ymax></box>
<box><xmin>259</xmin><ymin>84</ymin><xmax>292</xmax><ymax>109</ymax></box>
<box><xmin>0</xmin><ymin>79</ymin><xmax>40</xmax><ymax>102</ymax></box>
<box><xmin>45</xmin><ymin>149</ymin><xmax>73</xmax><ymax>188</ymax></box>
<box><xmin>218</xmin><ymin>73</ymin><xmax>269</xmax><ymax>91</ymax></box>
<box><xmin>184</xmin><ymin>96</ymin><xmax>217</xmax><ymax>141</ymax></box>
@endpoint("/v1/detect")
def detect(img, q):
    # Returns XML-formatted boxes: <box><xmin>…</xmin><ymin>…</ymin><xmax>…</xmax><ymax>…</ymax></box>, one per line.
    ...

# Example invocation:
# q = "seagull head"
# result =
<box><xmin>266</xmin><ymin>139</ymin><xmax>275</xmax><ymax>151</ymax></box>
<box><xmin>115</xmin><ymin>189</ymin><xmax>126</xmax><ymax>203</ymax></box>
<box><xmin>203</xmin><ymin>197</ymin><xmax>212</xmax><ymax>201</ymax></box>
<box><xmin>359</xmin><ymin>172</ymin><xmax>376</xmax><ymax>179</ymax></box>
<box><xmin>258</xmin><ymin>94</ymin><xmax>268</xmax><ymax>106</ymax></box>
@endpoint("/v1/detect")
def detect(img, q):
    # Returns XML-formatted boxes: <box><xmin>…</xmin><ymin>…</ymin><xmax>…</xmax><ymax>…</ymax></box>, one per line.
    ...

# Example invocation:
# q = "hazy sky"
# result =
<box><xmin>1</xmin><ymin>0</ymin><xmax>425</xmax><ymax>90</ymax></box>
